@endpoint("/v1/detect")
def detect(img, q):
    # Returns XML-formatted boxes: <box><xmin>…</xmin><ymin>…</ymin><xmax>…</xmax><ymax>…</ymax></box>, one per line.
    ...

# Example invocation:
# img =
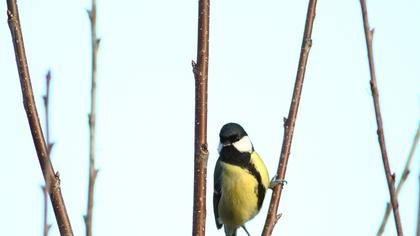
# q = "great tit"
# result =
<box><xmin>213</xmin><ymin>123</ymin><xmax>270</xmax><ymax>236</ymax></box>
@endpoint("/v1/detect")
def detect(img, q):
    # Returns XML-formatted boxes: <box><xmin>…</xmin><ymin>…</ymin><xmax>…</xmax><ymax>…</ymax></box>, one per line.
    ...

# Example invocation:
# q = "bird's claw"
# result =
<box><xmin>269</xmin><ymin>175</ymin><xmax>287</xmax><ymax>189</ymax></box>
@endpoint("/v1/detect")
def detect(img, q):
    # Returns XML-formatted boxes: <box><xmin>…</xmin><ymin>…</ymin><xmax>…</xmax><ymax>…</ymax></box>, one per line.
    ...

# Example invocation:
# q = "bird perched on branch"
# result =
<box><xmin>213</xmin><ymin>123</ymin><xmax>270</xmax><ymax>236</ymax></box>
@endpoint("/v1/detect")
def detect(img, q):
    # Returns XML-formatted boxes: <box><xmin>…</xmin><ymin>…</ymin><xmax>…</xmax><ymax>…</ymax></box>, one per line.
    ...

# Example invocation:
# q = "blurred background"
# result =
<box><xmin>1</xmin><ymin>0</ymin><xmax>419</xmax><ymax>235</ymax></box>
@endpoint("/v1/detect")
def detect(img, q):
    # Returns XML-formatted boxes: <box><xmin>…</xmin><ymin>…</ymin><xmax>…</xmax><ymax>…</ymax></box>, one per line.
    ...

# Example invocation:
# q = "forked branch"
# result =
<box><xmin>6</xmin><ymin>1</ymin><xmax>73</xmax><ymax>235</ymax></box>
<box><xmin>359</xmin><ymin>0</ymin><xmax>403</xmax><ymax>235</ymax></box>
<box><xmin>377</xmin><ymin>124</ymin><xmax>420</xmax><ymax>235</ymax></box>
<box><xmin>262</xmin><ymin>1</ymin><xmax>318</xmax><ymax>235</ymax></box>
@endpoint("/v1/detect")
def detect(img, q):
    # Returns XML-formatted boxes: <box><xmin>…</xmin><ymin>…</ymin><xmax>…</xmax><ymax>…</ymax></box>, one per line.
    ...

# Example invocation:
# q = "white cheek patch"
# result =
<box><xmin>232</xmin><ymin>136</ymin><xmax>253</xmax><ymax>153</ymax></box>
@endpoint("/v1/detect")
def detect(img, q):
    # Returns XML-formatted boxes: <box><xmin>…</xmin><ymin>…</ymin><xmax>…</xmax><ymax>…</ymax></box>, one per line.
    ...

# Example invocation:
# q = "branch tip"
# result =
<box><xmin>191</xmin><ymin>60</ymin><xmax>199</xmax><ymax>74</ymax></box>
<box><xmin>47</xmin><ymin>143</ymin><xmax>54</xmax><ymax>157</ymax></box>
<box><xmin>273</xmin><ymin>213</ymin><xmax>283</xmax><ymax>226</ymax></box>
<box><xmin>86</xmin><ymin>9</ymin><xmax>92</xmax><ymax>19</ymax></box>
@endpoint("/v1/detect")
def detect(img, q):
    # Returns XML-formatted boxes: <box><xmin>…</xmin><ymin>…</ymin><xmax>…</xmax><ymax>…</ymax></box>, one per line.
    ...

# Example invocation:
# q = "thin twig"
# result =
<box><xmin>41</xmin><ymin>185</ymin><xmax>51</xmax><ymax>236</ymax></box>
<box><xmin>262</xmin><ymin>1</ymin><xmax>317</xmax><ymax>235</ymax></box>
<box><xmin>191</xmin><ymin>0</ymin><xmax>210</xmax><ymax>235</ymax></box>
<box><xmin>377</xmin><ymin>124</ymin><xmax>420</xmax><ymax>235</ymax></box>
<box><xmin>84</xmin><ymin>0</ymin><xmax>100</xmax><ymax>236</ymax></box>
<box><xmin>359</xmin><ymin>0</ymin><xmax>404</xmax><ymax>235</ymax></box>
<box><xmin>6</xmin><ymin>1</ymin><xmax>73</xmax><ymax>235</ymax></box>
<box><xmin>417</xmin><ymin>174</ymin><xmax>420</xmax><ymax>236</ymax></box>
<box><xmin>42</xmin><ymin>70</ymin><xmax>53</xmax><ymax>236</ymax></box>
<box><xmin>43</xmin><ymin>70</ymin><xmax>54</xmax><ymax>156</ymax></box>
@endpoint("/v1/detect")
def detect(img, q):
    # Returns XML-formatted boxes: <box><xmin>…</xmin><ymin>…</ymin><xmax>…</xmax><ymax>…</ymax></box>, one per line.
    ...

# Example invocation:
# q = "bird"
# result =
<box><xmin>213</xmin><ymin>122</ymin><xmax>270</xmax><ymax>236</ymax></box>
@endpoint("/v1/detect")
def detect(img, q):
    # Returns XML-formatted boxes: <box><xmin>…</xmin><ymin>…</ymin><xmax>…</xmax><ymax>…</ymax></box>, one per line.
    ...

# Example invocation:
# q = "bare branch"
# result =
<box><xmin>6</xmin><ymin>1</ymin><xmax>73</xmax><ymax>235</ymax></box>
<box><xmin>85</xmin><ymin>0</ymin><xmax>100</xmax><ymax>236</ymax></box>
<box><xmin>42</xmin><ymin>70</ymin><xmax>53</xmax><ymax>236</ymax></box>
<box><xmin>262</xmin><ymin>1</ymin><xmax>318</xmax><ymax>235</ymax></box>
<box><xmin>359</xmin><ymin>0</ymin><xmax>404</xmax><ymax>235</ymax></box>
<box><xmin>377</xmin><ymin>124</ymin><xmax>420</xmax><ymax>235</ymax></box>
<box><xmin>41</xmin><ymin>185</ymin><xmax>52</xmax><ymax>236</ymax></box>
<box><xmin>191</xmin><ymin>0</ymin><xmax>210</xmax><ymax>235</ymax></box>
<box><xmin>43</xmin><ymin>70</ymin><xmax>52</xmax><ymax>152</ymax></box>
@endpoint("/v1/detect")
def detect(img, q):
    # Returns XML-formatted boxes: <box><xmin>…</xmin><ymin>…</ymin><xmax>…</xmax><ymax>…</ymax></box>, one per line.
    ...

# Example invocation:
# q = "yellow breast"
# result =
<box><xmin>218</xmin><ymin>162</ymin><xmax>261</xmax><ymax>226</ymax></box>
<box><xmin>250</xmin><ymin>152</ymin><xmax>269</xmax><ymax>190</ymax></box>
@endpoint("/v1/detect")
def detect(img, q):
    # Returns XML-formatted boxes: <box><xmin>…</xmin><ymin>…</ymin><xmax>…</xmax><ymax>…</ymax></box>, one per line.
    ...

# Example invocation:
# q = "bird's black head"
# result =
<box><xmin>219</xmin><ymin>122</ymin><xmax>248</xmax><ymax>145</ymax></box>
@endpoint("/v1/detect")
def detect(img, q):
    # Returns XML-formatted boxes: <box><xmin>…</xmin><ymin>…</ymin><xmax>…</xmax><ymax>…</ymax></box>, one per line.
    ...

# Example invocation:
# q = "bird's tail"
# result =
<box><xmin>224</xmin><ymin>224</ymin><xmax>252</xmax><ymax>236</ymax></box>
<box><xmin>224</xmin><ymin>225</ymin><xmax>237</xmax><ymax>236</ymax></box>
<box><xmin>241</xmin><ymin>225</ymin><xmax>251</xmax><ymax>236</ymax></box>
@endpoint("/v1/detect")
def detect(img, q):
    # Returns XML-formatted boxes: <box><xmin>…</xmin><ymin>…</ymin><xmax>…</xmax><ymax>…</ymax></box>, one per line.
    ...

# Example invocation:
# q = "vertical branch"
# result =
<box><xmin>191</xmin><ymin>0</ymin><xmax>210</xmax><ymax>235</ymax></box>
<box><xmin>261</xmin><ymin>1</ymin><xmax>317</xmax><ymax>235</ymax></box>
<box><xmin>6</xmin><ymin>1</ymin><xmax>74</xmax><ymax>235</ymax></box>
<box><xmin>359</xmin><ymin>0</ymin><xmax>404</xmax><ymax>235</ymax></box>
<box><xmin>42</xmin><ymin>70</ymin><xmax>53</xmax><ymax>236</ymax></box>
<box><xmin>84</xmin><ymin>0</ymin><xmax>100</xmax><ymax>236</ymax></box>
<box><xmin>41</xmin><ymin>185</ymin><xmax>51</xmax><ymax>236</ymax></box>
<box><xmin>43</xmin><ymin>71</ymin><xmax>53</xmax><ymax>155</ymax></box>
<box><xmin>417</xmin><ymin>174</ymin><xmax>420</xmax><ymax>236</ymax></box>
<box><xmin>377</xmin><ymin>124</ymin><xmax>420</xmax><ymax>235</ymax></box>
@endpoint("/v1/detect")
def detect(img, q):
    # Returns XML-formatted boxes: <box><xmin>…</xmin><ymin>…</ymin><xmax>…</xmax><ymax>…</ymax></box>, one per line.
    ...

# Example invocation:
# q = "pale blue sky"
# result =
<box><xmin>1</xmin><ymin>0</ymin><xmax>419</xmax><ymax>235</ymax></box>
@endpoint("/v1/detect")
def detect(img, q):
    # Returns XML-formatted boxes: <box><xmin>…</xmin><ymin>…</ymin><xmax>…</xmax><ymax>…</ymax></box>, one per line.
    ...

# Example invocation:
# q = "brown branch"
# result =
<box><xmin>377</xmin><ymin>124</ymin><xmax>420</xmax><ymax>235</ymax></box>
<box><xmin>42</xmin><ymin>70</ymin><xmax>53</xmax><ymax>236</ymax></box>
<box><xmin>262</xmin><ymin>1</ymin><xmax>317</xmax><ymax>235</ymax></box>
<box><xmin>359</xmin><ymin>1</ymin><xmax>404</xmax><ymax>235</ymax></box>
<box><xmin>84</xmin><ymin>1</ymin><xmax>100</xmax><ymax>236</ymax></box>
<box><xmin>191</xmin><ymin>0</ymin><xmax>210</xmax><ymax>235</ymax></box>
<box><xmin>6</xmin><ymin>1</ymin><xmax>74</xmax><ymax>235</ymax></box>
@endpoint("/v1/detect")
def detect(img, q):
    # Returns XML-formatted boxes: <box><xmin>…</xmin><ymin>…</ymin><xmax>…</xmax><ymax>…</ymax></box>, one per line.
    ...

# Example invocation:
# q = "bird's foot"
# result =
<box><xmin>269</xmin><ymin>175</ymin><xmax>287</xmax><ymax>189</ymax></box>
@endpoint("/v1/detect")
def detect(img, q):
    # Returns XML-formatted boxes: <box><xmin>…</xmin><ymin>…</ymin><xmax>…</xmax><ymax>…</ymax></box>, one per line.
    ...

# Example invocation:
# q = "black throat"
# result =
<box><xmin>219</xmin><ymin>145</ymin><xmax>266</xmax><ymax>210</ymax></box>
<box><xmin>219</xmin><ymin>145</ymin><xmax>251</xmax><ymax>166</ymax></box>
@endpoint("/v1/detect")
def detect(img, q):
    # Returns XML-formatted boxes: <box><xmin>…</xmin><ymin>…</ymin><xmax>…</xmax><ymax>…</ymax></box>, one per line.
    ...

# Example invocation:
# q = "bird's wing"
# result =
<box><xmin>213</xmin><ymin>159</ymin><xmax>223</xmax><ymax>229</ymax></box>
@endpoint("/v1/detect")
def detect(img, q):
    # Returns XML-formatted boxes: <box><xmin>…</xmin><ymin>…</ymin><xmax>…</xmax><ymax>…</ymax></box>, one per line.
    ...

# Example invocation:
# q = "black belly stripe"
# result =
<box><xmin>219</xmin><ymin>146</ymin><xmax>266</xmax><ymax>210</ymax></box>
<box><xmin>246</xmin><ymin>163</ymin><xmax>266</xmax><ymax>210</ymax></box>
